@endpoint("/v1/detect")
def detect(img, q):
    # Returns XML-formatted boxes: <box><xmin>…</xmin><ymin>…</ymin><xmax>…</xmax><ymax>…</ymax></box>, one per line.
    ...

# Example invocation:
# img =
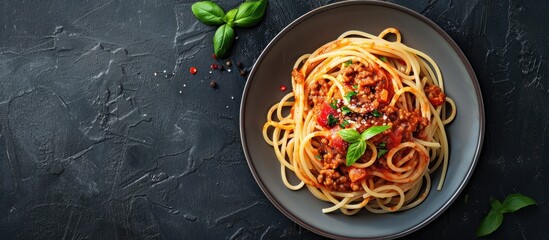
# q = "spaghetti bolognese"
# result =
<box><xmin>263</xmin><ymin>28</ymin><xmax>456</xmax><ymax>215</ymax></box>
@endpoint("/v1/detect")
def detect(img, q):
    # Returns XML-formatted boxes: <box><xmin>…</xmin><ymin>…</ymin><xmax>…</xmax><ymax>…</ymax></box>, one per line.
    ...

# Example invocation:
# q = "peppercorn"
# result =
<box><xmin>210</xmin><ymin>80</ymin><xmax>217</xmax><ymax>88</ymax></box>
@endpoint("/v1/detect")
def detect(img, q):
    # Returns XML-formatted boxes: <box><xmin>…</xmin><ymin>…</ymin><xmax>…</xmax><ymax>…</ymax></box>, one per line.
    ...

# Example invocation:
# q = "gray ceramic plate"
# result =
<box><xmin>240</xmin><ymin>1</ymin><xmax>484</xmax><ymax>239</ymax></box>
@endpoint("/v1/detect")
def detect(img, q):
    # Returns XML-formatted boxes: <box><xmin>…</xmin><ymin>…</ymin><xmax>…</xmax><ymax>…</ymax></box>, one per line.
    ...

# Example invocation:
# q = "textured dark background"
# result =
<box><xmin>0</xmin><ymin>0</ymin><xmax>547</xmax><ymax>239</ymax></box>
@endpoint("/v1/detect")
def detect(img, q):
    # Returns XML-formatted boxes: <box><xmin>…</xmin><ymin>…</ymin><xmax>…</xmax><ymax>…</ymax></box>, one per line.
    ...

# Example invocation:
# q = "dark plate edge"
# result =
<box><xmin>239</xmin><ymin>1</ymin><xmax>485</xmax><ymax>239</ymax></box>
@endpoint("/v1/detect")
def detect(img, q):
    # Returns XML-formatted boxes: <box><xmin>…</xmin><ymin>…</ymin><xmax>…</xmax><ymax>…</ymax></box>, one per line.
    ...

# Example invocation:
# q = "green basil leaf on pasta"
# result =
<box><xmin>341</xmin><ymin>106</ymin><xmax>351</xmax><ymax>115</ymax></box>
<box><xmin>213</xmin><ymin>24</ymin><xmax>235</xmax><ymax>58</ymax></box>
<box><xmin>233</xmin><ymin>0</ymin><xmax>268</xmax><ymax>27</ymax></box>
<box><xmin>346</xmin><ymin>141</ymin><xmax>366</xmax><ymax>166</ymax></box>
<box><xmin>327</xmin><ymin>114</ymin><xmax>337</xmax><ymax>127</ymax></box>
<box><xmin>360</xmin><ymin>125</ymin><xmax>390</xmax><ymax>141</ymax></box>
<box><xmin>371</xmin><ymin>109</ymin><xmax>381</xmax><ymax>117</ymax></box>
<box><xmin>344</xmin><ymin>91</ymin><xmax>357</xmax><ymax>103</ymax></box>
<box><xmin>338</xmin><ymin>129</ymin><xmax>360</xmax><ymax>143</ymax></box>
<box><xmin>344</xmin><ymin>59</ymin><xmax>353</xmax><ymax>67</ymax></box>
<box><xmin>191</xmin><ymin>1</ymin><xmax>226</xmax><ymax>26</ymax></box>
<box><xmin>377</xmin><ymin>149</ymin><xmax>388</xmax><ymax>158</ymax></box>
<box><xmin>501</xmin><ymin>193</ymin><xmax>536</xmax><ymax>213</ymax></box>
<box><xmin>329</xmin><ymin>99</ymin><xmax>338</xmax><ymax>110</ymax></box>
<box><xmin>379</xmin><ymin>56</ymin><xmax>388</xmax><ymax>62</ymax></box>
<box><xmin>339</xmin><ymin>120</ymin><xmax>349</xmax><ymax>128</ymax></box>
<box><xmin>476</xmin><ymin>209</ymin><xmax>504</xmax><ymax>237</ymax></box>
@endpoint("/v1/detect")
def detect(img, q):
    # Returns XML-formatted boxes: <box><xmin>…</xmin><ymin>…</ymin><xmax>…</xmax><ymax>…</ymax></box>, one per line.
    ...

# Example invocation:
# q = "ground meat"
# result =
<box><xmin>343</xmin><ymin>63</ymin><xmax>377</xmax><ymax>86</ymax></box>
<box><xmin>308</xmin><ymin>78</ymin><xmax>330</xmax><ymax>107</ymax></box>
<box><xmin>311</xmin><ymin>62</ymin><xmax>430</xmax><ymax>192</ymax></box>
<box><xmin>424</xmin><ymin>84</ymin><xmax>446</xmax><ymax>106</ymax></box>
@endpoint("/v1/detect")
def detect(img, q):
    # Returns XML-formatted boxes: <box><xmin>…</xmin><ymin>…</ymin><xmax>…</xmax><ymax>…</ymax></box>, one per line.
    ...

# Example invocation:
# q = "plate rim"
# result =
<box><xmin>239</xmin><ymin>0</ymin><xmax>485</xmax><ymax>239</ymax></box>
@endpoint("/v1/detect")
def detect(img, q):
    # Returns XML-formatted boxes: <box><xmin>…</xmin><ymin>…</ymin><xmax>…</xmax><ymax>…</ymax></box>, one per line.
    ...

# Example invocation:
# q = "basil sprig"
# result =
<box><xmin>223</xmin><ymin>8</ymin><xmax>238</xmax><ymax>25</ymax></box>
<box><xmin>338</xmin><ymin>125</ymin><xmax>390</xmax><ymax>166</ymax></box>
<box><xmin>476</xmin><ymin>193</ymin><xmax>536</xmax><ymax>237</ymax></box>
<box><xmin>191</xmin><ymin>0</ymin><xmax>268</xmax><ymax>58</ymax></box>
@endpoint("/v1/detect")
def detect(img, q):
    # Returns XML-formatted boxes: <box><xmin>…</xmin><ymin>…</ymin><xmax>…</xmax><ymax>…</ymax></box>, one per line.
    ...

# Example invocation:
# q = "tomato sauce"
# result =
<box><xmin>311</xmin><ymin>62</ymin><xmax>429</xmax><ymax>192</ymax></box>
<box><xmin>316</xmin><ymin>103</ymin><xmax>337</xmax><ymax>128</ymax></box>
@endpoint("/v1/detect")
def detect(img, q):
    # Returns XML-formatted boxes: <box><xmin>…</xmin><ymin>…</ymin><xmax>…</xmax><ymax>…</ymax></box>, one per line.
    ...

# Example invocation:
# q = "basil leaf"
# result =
<box><xmin>477</xmin><ymin>193</ymin><xmax>536</xmax><ymax>237</ymax></box>
<box><xmin>346</xmin><ymin>141</ymin><xmax>366</xmax><ymax>166</ymax></box>
<box><xmin>213</xmin><ymin>24</ymin><xmax>235</xmax><ymax>58</ymax></box>
<box><xmin>327</xmin><ymin>114</ymin><xmax>337</xmax><ymax>127</ymax></box>
<box><xmin>329</xmin><ymin>99</ymin><xmax>338</xmax><ymax>110</ymax></box>
<box><xmin>476</xmin><ymin>209</ymin><xmax>504</xmax><ymax>237</ymax></box>
<box><xmin>352</xmin><ymin>84</ymin><xmax>358</xmax><ymax>89</ymax></box>
<box><xmin>360</xmin><ymin>125</ymin><xmax>390</xmax><ymax>141</ymax></box>
<box><xmin>344</xmin><ymin>91</ymin><xmax>357</xmax><ymax>103</ymax></box>
<box><xmin>341</xmin><ymin>106</ymin><xmax>351</xmax><ymax>115</ymax></box>
<box><xmin>379</xmin><ymin>56</ymin><xmax>387</xmax><ymax>62</ymax></box>
<box><xmin>501</xmin><ymin>193</ymin><xmax>536</xmax><ymax>213</ymax></box>
<box><xmin>224</xmin><ymin>8</ymin><xmax>239</xmax><ymax>27</ymax></box>
<box><xmin>378</xmin><ymin>142</ymin><xmax>386</xmax><ymax>148</ymax></box>
<box><xmin>339</xmin><ymin>120</ymin><xmax>349</xmax><ymax>128</ymax></box>
<box><xmin>343</xmin><ymin>59</ymin><xmax>353</xmax><ymax>67</ymax></box>
<box><xmin>233</xmin><ymin>0</ymin><xmax>268</xmax><ymax>27</ymax></box>
<box><xmin>371</xmin><ymin>109</ymin><xmax>381</xmax><ymax>117</ymax></box>
<box><xmin>377</xmin><ymin>149</ymin><xmax>388</xmax><ymax>158</ymax></box>
<box><xmin>191</xmin><ymin>1</ymin><xmax>226</xmax><ymax>26</ymax></box>
<box><xmin>338</xmin><ymin>129</ymin><xmax>360</xmax><ymax>143</ymax></box>
<box><xmin>490</xmin><ymin>198</ymin><xmax>506</xmax><ymax>213</ymax></box>
<box><xmin>315</xmin><ymin>155</ymin><xmax>322</xmax><ymax>160</ymax></box>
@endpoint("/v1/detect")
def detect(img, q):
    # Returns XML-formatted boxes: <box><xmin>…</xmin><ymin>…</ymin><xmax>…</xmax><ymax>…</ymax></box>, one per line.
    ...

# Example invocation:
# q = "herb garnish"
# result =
<box><xmin>371</xmin><ymin>109</ymin><xmax>381</xmax><ymax>117</ymax></box>
<box><xmin>377</xmin><ymin>149</ymin><xmax>388</xmax><ymax>158</ymax></box>
<box><xmin>344</xmin><ymin>91</ymin><xmax>357</xmax><ymax>103</ymax></box>
<box><xmin>376</xmin><ymin>142</ymin><xmax>387</xmax><ymax>158</ymax></box>
<box><xmin>341</xmin><ymin>106</ymin><xmax>351</xmax><ymax>115</ymax></box>
<box><xmin>315</xmin><ymin>155</ymin><xmax>322</xmax><ymax>160</ymax></box>
<box><xmin>379</xmin><ymin>56</ymin><xmax>387</xmax><ymax>62</ymax></box>
<box><xmin>339</xmin><ymin>120</ymin><xmax>349</xmax><ymax>128</ymax></box>
<box><xmin>476</xmin><ymin>193</ymin><xmax>536</xmax><ymax>237</ymax></box>
<box><xmin>192</xmin><ymin>0</ymin><xmax>268</xmax><ymax>58</ymax></box>
<box><xmin>329</xmin><ymin>99</ymin><xmax>338</xmax><ymax>110</ymax></box>
<box><xmin>327</xmin><ymin>114</ymin><xmax>337</xmax><ymax>127</ymax></box>
<box><xmin>338</xmin><ymin>126</ymin><xmax>390</xmax><ymax>166</ymax></box>
<box><xmin>343</xmin><ymin>60</ymin><xmax>353</xmax><ymax>67</ymax></box>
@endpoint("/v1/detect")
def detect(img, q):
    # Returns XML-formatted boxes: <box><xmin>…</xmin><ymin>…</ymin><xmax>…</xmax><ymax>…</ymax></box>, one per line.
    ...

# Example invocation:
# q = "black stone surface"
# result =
<box><xmin>0</xmin><ymin>0</ymin><xmax>547</xmax><ymax>239</ymax></box>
